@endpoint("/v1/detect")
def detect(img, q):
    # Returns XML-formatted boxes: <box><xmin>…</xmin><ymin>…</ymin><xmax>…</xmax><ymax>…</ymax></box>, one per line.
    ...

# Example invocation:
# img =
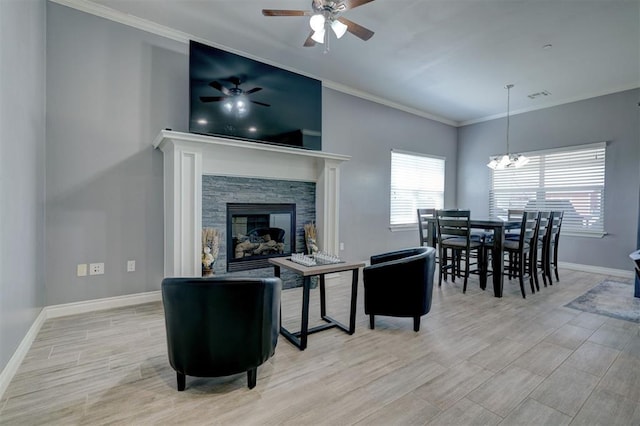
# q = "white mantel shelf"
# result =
<box><xmin>153</xmin><ymin>130</ymin><xmax>351</xmax><ymax>277</ymax></box>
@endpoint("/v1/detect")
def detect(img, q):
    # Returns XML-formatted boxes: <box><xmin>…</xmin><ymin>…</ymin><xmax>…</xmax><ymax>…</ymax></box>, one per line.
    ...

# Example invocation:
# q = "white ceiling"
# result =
<box><xmin>73</xmin><ymin>0</ymin><xmax>639</xmax><ymax>125</ymax></box>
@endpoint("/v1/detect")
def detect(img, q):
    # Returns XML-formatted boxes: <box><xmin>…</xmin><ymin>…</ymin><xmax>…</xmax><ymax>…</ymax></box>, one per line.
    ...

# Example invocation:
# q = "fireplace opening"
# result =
<box><xmin>226</xmin><ymin>203</ymin><xmax>296</xmax><ymax>272</ymax></box>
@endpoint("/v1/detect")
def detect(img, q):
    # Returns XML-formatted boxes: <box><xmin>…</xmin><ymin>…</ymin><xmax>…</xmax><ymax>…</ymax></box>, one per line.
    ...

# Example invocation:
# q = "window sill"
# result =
<box><xmin>389</xmin><ymin>224</ymin><xmax>418</xmax><ymax>232</ymax></box>
<box><xmin>562</xmin><ymin>231</ymin><xmax>606</xmax><ymax>238</ymax></box>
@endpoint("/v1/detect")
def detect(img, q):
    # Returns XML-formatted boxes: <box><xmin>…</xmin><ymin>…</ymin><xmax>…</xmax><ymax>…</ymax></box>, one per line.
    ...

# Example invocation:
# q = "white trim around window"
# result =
<box><xmin>489</xmin><ymin>142</ymin><xmax>607</xmax><ymax>237</ymax></box>
<box><xmin>390</xmin><ymin>149</ymin><xmax>445</xmax><ymax>230</ymax></box>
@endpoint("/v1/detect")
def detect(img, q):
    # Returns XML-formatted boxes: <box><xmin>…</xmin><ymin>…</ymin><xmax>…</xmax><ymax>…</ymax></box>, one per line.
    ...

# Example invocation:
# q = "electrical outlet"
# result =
<box><xmin>89</xmin><ymin>262</ymin><xmax>104</xmax><ymax>275</ymax></box>
<box><xmin>339</xmin><ymin>242</ymin><xmax>345</xmax><ymax>251</ymax></box>
<box><xmin>77</xmin><ymin>264</ymin><xmax>87</xmax><ymax>277</ymax></box>
<box><xmin>127</xmin><ymin>260</ymin><xmax>136</xmax><ymax>272</ymax></box>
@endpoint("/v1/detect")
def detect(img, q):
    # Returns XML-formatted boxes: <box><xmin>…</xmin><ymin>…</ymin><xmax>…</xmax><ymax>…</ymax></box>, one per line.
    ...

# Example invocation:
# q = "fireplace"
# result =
<box><xmin>153</xmin><ymin>130</ymin><xmax>349</xmax><ymax>278</ymax></box>
<box><xmin>227</xmin><ymin>203</ymin><xmax>296</xmax><ymax>272</ymax></box>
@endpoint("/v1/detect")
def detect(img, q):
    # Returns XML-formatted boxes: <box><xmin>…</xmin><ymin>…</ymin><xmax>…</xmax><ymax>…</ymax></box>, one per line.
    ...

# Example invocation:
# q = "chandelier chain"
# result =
<box><xmin>505</xmin><ymin>83</ymin><xmax>513</xmax><ymax>153</ymax></box>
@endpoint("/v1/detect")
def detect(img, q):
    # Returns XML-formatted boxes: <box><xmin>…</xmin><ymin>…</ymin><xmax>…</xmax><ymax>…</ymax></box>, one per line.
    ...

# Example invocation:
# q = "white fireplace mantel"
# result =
<box><xmin>153</xmin><ymin>130</ymin><xmax>351</xmax><ymax>277</ymax></box>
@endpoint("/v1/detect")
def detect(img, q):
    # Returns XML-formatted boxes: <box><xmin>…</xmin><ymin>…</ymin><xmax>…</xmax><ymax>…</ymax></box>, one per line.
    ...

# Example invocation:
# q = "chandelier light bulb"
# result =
<box><xmin>514</xmin><ymin>154</ymin><xmax>530</xmax><ymax>167</ymax></box>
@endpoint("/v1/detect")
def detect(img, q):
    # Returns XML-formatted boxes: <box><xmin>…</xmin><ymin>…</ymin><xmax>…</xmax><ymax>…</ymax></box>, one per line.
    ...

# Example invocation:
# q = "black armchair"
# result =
<box><xmin>363</xmin><ymin>247</ymin><xmax>436</xmax><ymax>332</ymax></box>
<box><xmin>161</xmin><ymin>276</ymin><xmax>281</xmax><ymax>391</ymax></box>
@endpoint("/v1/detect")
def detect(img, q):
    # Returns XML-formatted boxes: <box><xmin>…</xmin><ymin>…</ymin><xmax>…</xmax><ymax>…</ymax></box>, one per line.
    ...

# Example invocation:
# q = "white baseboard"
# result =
<box><xmin>0</xmin><ymin>309</ymin><xmax>47</xmax><ymax>401</ymax></box>
<box><xmin>44</xmin><ymin>291</ymin><xmax>161</xmax><ymax>319</ymax></box>
<box><xmin>558</xmin><ymin>262</ymin><xmax>634</xmax><ymax>279</ymax></box>
<box><xmin>0</xmin><ymin>290</ymin><xmax>161</xmax><ymax>400</ymax></box>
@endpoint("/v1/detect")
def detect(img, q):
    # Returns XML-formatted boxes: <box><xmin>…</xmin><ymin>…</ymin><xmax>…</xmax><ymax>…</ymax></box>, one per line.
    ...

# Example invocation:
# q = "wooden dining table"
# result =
<box><xmin>424</xmin><ymin>217</ymin><xmax>520</xmax><ymax>297</ymax></box>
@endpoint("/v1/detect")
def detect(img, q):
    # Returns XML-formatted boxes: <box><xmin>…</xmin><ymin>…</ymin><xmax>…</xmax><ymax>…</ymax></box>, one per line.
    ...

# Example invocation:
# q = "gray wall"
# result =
<box><xmin>45</xmin><ymin>3</ymin><xmax>186</xmax><ymax>305</ymax></box>
<box><xmin>0</xmin><ymin>0</ymin><xmax>46</xmax><ymax>371</ymax></box>
<box><xmin>323</xmin><ymin>89</ymin><xmax>458</xmax><ymax>262</ymax></box>
<box><xmin>43</xmin><ymin>2</ymin><xmax>456</xmax><ymax>307</ymax></box>
<box><xmin>458</xmin><ymin>89</ymin><xmax>640</xmax><ymax>271</ymax></box>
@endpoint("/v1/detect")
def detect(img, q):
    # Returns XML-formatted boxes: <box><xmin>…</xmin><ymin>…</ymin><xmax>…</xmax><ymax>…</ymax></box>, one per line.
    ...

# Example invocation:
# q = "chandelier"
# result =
<box><xmin>487</xmin><ymin>84</ymin><xmax>529</xmax><ymax>170</ymax></box>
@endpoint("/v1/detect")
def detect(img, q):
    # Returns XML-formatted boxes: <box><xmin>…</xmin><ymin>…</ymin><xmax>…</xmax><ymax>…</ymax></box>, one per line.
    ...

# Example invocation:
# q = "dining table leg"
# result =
<box><xmin>492</xmin><ymin>226</ymin><xmax>505</xmax><ymax>297</ymax></box>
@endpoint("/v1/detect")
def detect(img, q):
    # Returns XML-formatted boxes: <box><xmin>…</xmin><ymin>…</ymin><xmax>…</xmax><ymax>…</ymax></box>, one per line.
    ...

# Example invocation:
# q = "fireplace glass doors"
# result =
<box><xmin>226</xmin><ymin>203</ymin><xmax>296</xmax><ymax>272</ymax></box>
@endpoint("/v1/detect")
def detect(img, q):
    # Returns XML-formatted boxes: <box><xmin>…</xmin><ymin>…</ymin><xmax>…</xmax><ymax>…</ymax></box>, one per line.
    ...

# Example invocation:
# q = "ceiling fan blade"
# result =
<box><xmin>200</xmin><ymin>96</ymin><xmax>226</xmax><ymax>103</ymax></box>
<box><xmin>342</xmin><ymin>0</ymin><xmax>375</xmax><ymax>11</ymax></box>
<box><xmin>262</xmin><ymin>9</ymin><xmax>311</xmax><ymax>17</ymax></box>
<box><xmin>337</xmin><ymin>17</ymin><xmax>374</xmax><ymax>41</ymax></box>
<box><xmin>303</xmin><ymin>30</ymin><xmax>317</xmax><ymax>47</ymax></box>
<box><xmin>244</xmin><ymin>87</ymin><xmax>263</xmax><ymax>95</ymax></box>
<box><xmin>209</xmin><ymin>81</ymin><xmax>230</xmax><ymax>96</ymax></box>
<box><xmin>251</xmin><ymin>101</ymin><xmax>271</xmax><ymax>107</ymax></box>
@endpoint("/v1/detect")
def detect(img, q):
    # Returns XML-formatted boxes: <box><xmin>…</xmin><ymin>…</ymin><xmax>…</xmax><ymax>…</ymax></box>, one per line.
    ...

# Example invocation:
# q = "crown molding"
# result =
<box><xmin>48</xmin><ymin>0</ymin><xmax>457</xmax><ymax>127</ymax></box>
<box><xmin>322</xmin><ymin>80</ymin><xmax>457</xmax><ymax>126</ymax></box>
<box><xmin>459</xmin><ymin>84</ymin><xmax>640</xmax><ymax>126</ymax></box>
<box><xmin>49</xmin><ymin>0</ymin><xmax>191</xmax><ymax>43</ymax></box>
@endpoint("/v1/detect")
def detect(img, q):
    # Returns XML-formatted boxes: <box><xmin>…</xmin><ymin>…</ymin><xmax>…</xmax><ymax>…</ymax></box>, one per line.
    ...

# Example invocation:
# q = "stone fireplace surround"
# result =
<box><xmin>153</xmin><ymin>130</ymin><xmax>350</xmax><ymax>278</ymax></box>
<box><xmin>203</xmin><ymin>177</ymin><xmax>314</xmax><ymax>279</ymax></box>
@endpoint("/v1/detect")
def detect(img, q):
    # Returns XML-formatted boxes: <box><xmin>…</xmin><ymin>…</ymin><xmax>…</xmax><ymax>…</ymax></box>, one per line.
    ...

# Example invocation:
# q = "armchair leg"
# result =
<box><xmin>247</xmin><ymin>368</ymin><xmax>257</xmax><ymax>389</ymax></box>
<box><xmin>413</xmin><ymin>316</ymin><xmax>420</xmax><ymax>332</ymax></box>
<box><xmin>177</xmin><ymin>372</ymin><xmax>186</xmax><ymax>391</ymax></box>
<box><xmin>369</xmin><ymin>315</ymin><xmax>375</xmax><ymax>330</ymax></box>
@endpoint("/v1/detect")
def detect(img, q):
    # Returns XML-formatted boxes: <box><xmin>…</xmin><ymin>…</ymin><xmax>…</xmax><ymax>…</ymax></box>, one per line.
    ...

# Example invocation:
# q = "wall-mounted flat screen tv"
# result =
<box><xmin>189</xmin><ymin>41</ymin><xmax>322</xmax><ymax>150</ymax></box>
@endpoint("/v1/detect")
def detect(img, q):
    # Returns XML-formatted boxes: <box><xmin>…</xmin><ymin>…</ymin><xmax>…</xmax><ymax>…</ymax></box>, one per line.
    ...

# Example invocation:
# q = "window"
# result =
<box><xmin>390</xmin><ymin>150</ymin><xmax>445</xmax><ymax>228</ymax></box>
<box><xmin>489</xmin><ymin>142</ymin><xmax>606</xmax><ymax>237</ymax></box>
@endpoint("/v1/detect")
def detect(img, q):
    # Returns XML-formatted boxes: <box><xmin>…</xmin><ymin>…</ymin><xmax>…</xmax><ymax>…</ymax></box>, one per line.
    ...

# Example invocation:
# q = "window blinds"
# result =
<box><xmin>489</xmin><ymin>142</ymin><xmax>606</xmax><ymax>236</ymax></box>
<box><xmin>390</xmin><ymin>150</ymin><xmax>445</xmax><ymax>226</ymax></box>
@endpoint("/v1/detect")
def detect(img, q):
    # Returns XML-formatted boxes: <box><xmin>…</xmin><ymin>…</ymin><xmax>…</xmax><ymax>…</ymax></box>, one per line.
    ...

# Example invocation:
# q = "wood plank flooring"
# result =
<box><xmin>1</xmin><ymin>268</ymin><xmax>639</xmax><ymax>425</ymax></box>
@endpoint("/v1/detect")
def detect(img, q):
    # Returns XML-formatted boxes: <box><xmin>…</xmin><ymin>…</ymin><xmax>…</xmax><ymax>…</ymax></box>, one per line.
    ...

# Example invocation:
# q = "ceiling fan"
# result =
<box><xmin>262</xmin><ymin>0</ymin><xmax>375</xmax><ymax>48</ymax></box>
<box><xmin>200</xmin><ymin>77</ymin><xmax>270</xmax><ymax>105</ymax></box>
<box><xmin>200</xmin><ymin>77</ymin><xmax>269</xmax><ymax>117</ymax></box>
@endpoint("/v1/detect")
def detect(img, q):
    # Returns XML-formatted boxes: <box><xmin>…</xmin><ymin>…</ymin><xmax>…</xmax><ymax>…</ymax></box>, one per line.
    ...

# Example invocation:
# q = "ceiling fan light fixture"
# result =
<box><xmin>331</xmin><ymin>19</ymin><xmax>348</xmax><ymax>38</ymax></box>
<box><xmin>311</xmin><ymin>29</ymin><xmax>325</xmax><ymax>43</ymax></box>
<box><xmin>222</xmin><ymin>95</ymin><xmax>249</xmax><ymax>118</ymax></box>
<box><xmin>309</xmin><ymin>13</ymin><xmax>325</xmax><ymax>32</ymax></box>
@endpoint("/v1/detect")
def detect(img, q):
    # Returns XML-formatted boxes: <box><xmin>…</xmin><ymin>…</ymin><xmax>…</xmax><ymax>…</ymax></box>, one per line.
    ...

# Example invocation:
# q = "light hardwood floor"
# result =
<box><xmin>1</xmin><ymin>268</ymin><xmax>639</xmax><ymax>425</ymax></box>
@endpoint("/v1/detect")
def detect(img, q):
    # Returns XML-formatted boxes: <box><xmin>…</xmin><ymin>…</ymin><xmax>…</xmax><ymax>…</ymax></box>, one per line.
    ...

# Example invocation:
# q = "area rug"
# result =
<box><xmin>565</xmin><ymin>281</ymin><xmax>640</xmax><ymax>323</ymax></box>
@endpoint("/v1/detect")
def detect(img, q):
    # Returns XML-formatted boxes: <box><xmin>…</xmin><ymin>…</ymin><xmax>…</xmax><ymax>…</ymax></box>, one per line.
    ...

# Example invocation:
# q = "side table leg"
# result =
<box><xmin>300</xmin><ymin>276</ymin><xmax>311</xmax><ymax>350</ymax></box>
<box><xmin>349</xmin><ymin>269</ymin><xmax>359</xmax><ymax>334</ymax></box>
<box><xmin>319</xmin><ymin>274</ymin><xmax>327</xmax><ymax>317</ymax></box>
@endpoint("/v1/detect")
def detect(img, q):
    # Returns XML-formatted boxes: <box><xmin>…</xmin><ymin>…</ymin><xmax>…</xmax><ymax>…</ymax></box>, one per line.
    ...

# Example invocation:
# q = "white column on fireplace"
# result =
<box><xmin>153</xmin><ymin>130</ymin><xmax>351</xmax><ymax>277</ymax></box>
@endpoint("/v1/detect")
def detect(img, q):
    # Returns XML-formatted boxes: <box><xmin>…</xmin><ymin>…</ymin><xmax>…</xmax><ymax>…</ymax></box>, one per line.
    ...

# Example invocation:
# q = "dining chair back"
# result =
<box><xmin>503</xmin><ymin>210</ymin><xmax>540</xmax><ymax>298</ymax></box>
<box><xmin>435</xmin><ymin>209</ymin><xmax>484</xmax><ymax>293</ymax></box>
<box><xmin>535</xmin><ymin>211</ymin><xmax>553</xmax><ymax>289</ymax></box>
<box><xmin>417</xmin><ymin>208</ymin><xmax>436</xmax><ymax>247</ymax></box>
<box><xmin>549</xmin><ymin>210</ymin><xmax>564</xmax><ymax>282</ymax></box>
<box><xmin>505</xmin><ymin>209</ymin><xmax>525</xmax><ymax>240</ymax></box>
